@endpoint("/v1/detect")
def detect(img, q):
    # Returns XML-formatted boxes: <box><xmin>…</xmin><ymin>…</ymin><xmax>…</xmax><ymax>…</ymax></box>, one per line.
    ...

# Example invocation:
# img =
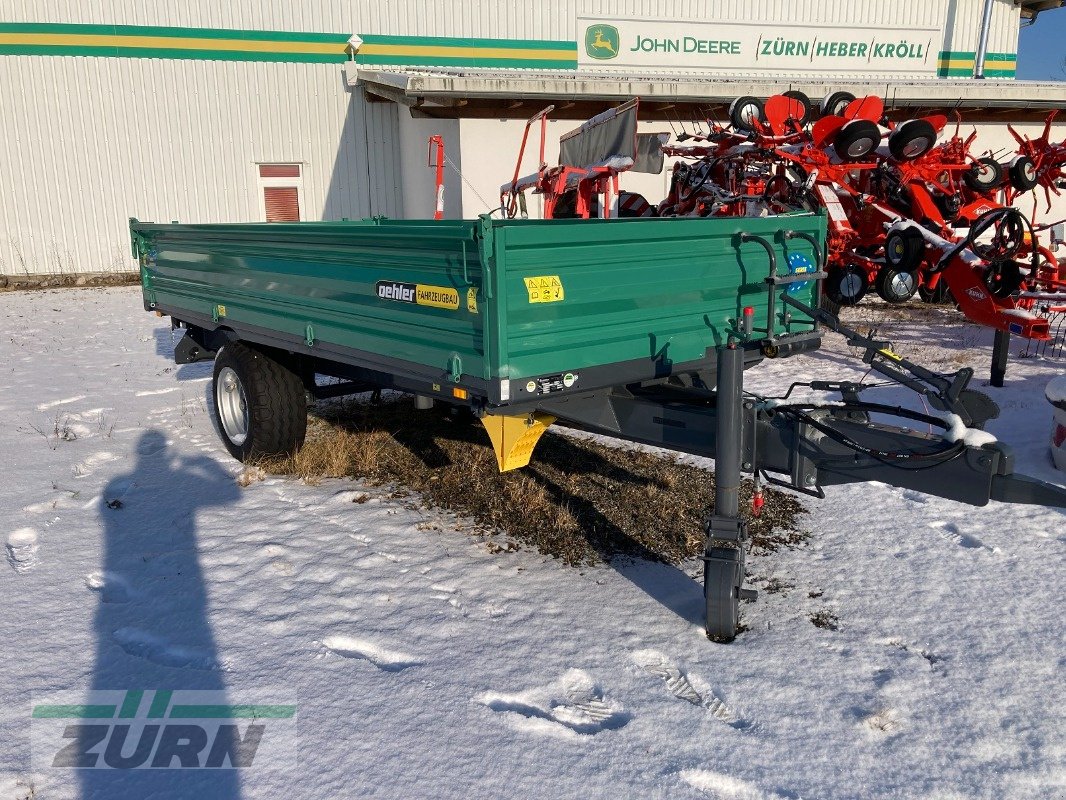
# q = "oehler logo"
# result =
<box><xmin>585</xmin><ymin>25</ymin><xmax>619</xmax><ymax>59</ymax></box>
<box><xmin>31</xmin><ymin>689</ymin><xmax>296</xmax><ymax>770</ymax></box>
<box><xmin>376</xmin><ymin>280</ymin><xmax>461</xmax><ymax>311</ymax></box>
<box><xmin>376</xmin><ymin>280</ymin><xmax>416</xmax><ymax>303</ymax></box>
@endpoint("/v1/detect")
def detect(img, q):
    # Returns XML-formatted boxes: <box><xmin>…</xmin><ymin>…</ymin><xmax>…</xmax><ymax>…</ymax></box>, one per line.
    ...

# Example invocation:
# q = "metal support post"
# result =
<box><xmin>991</xmin><ymin>329</ymin><xmax>1010</xmax><ymax>388</ymax></box>
<box><xmin>714</xmin><ymin>344</ymin><xmax>744</xmax><ymax>520</ymax></box>
<box><xmin>703</xmin><ymin>342</ymin><xmax>751</xmax><ymax>642</ymax></box>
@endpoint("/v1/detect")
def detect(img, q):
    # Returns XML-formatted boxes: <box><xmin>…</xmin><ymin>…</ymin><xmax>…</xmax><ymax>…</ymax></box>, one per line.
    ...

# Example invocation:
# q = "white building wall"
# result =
<box><xmin>1</xmin><ymin>1</ymin><xmax>576</xmax><ymax>39</ymax></box>
<box><xmin>397</xmin><ymin>114</ymin><xmax>463</xmax><ymax>220</ymax></box>
<box><xmin>0</xmin><ymin>55</ymin><xmax>392</xmax><ymax>276</ymax></box>
<box><xmin>3</xmin><ymin>0</ymin><xmax>1021</xmax><ymax>58</ymax></box>
<box><xmin>0</xmin><ymin>0</ymin><xmax>1045</xmax><ymax>277</ymax></box>
<box><xmin>943</xmin><ymin>0</ymin><xmax>1020</xmax><ymax>57</ymax></box>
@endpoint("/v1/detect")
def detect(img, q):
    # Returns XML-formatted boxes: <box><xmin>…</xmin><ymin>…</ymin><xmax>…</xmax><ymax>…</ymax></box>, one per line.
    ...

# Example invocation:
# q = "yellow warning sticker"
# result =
<box><xmin>467</xmin><ymin>287</ymin><xmax>478</xmax><ymax>314</ymax></box>
<box><xmin>877</xmin><ymin>347</ymin><xmax>903</xmax><ymax>362</ymax></box>
<box><xmin>216</xmin><ymin>304</ymin><xmax>227</xmax><ymax>317</ymax></box>
<box><xmin>524</xmin><ymin>275</ymin><xmax>564</xmax><ymax>304</ymax></box>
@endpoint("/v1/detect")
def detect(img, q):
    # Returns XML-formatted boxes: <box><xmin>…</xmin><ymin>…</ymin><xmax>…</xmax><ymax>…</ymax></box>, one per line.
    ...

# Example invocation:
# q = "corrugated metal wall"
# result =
<box><xmin>943</xmin><ymin>0</ymin><xmax>1020</xmax><ymax>59</ymax></box>
<box><xmin>0</xmin><ymin>53</ymin><xmax>400</xmax><ymax>276</ymax></box>
<box><xmin>0</xmin><ymin>1</ymin><xmax>1029</xmax><ymax>276</ymax></box>
<box><xmin>3</xmin><ymin>1</ymin><xmax>1017</xmax><ymax>55</ymax></box>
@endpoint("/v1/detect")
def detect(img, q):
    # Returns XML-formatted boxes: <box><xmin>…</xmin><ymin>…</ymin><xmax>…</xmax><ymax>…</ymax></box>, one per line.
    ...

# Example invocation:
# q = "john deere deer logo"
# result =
<box><xmin>585</xmin><ymin>25</ymin><xmax>619</xmax><ymax>60</ymax></box>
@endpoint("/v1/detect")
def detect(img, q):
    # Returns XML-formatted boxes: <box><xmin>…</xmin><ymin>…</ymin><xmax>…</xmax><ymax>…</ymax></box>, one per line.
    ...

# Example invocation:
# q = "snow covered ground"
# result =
<box><xmin>1</xmin><ymin>286</ymin><xmax>1063</xmax><ymax>800</ymax></box>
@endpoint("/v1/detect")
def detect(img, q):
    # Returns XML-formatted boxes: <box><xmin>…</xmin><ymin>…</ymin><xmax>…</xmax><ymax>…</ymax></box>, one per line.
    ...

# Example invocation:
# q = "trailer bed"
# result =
<box><xmin>131</xmin><ymin>214</ymin><xmax>825</xmax><ymax>407</ymax></box>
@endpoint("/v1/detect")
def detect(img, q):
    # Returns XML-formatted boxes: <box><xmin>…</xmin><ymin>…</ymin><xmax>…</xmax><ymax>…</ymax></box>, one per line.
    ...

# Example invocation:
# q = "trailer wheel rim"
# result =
<box><xmin>216</xmin><ymin>366</ymin><xmax>249</xmax><ymax>446</ymax></box>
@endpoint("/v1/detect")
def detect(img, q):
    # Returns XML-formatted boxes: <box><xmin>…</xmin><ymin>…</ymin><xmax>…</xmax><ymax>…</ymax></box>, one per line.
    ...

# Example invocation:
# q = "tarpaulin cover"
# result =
<box><xmin>559</xmin><ymin>100</ymin><xmax>640</xmax><ymax>171</ymax></box>
<box><xmin>633</xmin><ymin>132</ymin><xmax>668</xmax><ymax>174</ymax></box>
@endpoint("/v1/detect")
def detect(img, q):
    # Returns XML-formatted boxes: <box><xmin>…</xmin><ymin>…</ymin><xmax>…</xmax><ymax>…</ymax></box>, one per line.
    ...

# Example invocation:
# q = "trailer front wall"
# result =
<box><xmin>493</xmin><ymin>215</ymin><xmax>824</xmax><ymax>391</ymax></box>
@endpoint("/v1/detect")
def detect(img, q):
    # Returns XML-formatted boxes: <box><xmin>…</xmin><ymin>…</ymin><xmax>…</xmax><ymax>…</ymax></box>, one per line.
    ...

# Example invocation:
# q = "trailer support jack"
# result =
<box><xmin>704</xmin><ymin>343</ymin><xmax>756</xmax><ymax>642</ymax></box>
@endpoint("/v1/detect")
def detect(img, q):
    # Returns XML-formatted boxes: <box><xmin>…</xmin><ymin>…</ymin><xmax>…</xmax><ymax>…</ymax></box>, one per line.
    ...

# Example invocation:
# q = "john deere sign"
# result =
<box><xmin>585</xmin><ymin>25</ymin><xmax>619</xmax><ymax>59</ymax></box>
<box><xmin>577</xmin><ymin>17</ymin><xmax>941</xmax><ymax>76</ymax></box>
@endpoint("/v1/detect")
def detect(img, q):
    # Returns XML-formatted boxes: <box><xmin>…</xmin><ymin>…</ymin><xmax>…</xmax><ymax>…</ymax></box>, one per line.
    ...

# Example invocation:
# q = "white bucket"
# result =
<box><xmin>1047</xmin><ymin>376</ymin><xmax>1066</xmax><ymax>472</ymax></box>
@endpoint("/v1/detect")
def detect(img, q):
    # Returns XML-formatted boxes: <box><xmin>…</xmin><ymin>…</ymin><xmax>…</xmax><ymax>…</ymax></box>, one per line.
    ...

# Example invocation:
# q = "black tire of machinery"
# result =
<box><xmin>834</xmin><ymin>119</ymin><xmax>881</xmax><ymax>161</ymax></box>
<box><xmin>884</xmin><ymin>227</ymin><xmax>924</xmax><ymax>270</ymax></box>
<box><xmin>876</xmin><ymin>266</ymin><xmax>920</xmax><ymax>303</ymax></box>
<box><xmin>1009</xmin><ymin>156</ymin><xmax>1039</xmax><ymax>192</ymax></box>
<box><xmin>782</xmin><ymin>90</ymin><xmax>813</xmax><ymax>125</ymax></box>
<box><xmin>888</xmin><ymin>119</ymin><xmax>937</xmax><ymax>161</ymax></box>
<box><xmin>964</xmin><ymin>157</ymin><xmax>1004</xmax><ymax>192</ymax></box>
<box><xmin>825</xmin><ymin>266</ymin><xmax>870</xmax><ymax>306</ymax></box>
<box><xmin>819</xmin><ymin>91</ymin><xmax>856</xmax><ymax>118</ymax></box>
<box><xmin>729</xmin><ymin>95</ymin><xmax>766</xmax><ymax>131</ymax></box>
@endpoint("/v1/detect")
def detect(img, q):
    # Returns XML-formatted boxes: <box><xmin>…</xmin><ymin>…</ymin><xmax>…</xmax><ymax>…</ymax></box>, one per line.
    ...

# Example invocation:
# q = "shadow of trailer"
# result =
<box><xmin>130</xmin><ymin>211</ymin><xmax>1066</xmax><ymax>643</ymax></box>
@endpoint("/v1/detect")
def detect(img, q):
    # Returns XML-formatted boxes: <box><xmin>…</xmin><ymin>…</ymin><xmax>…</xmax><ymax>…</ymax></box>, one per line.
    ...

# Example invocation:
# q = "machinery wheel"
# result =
<box><xmin>974</xmin><ymin>212</ymin><xmax>1025</xmax><ymax>261</ymax></box>
<box><xmin>964</xmin><ymin>157</ymin><xmax>1003</xmax><ymax>192</ymax></box>
<box><xmin>782</xmin><ymin>90</ymin><xmax>813</xmax><ymax>125</ymax></box>
<box><xmin>888</xmin><ymin>119</ymin><xmax>937</xmax><ymax>161</ymax></box>
<box><xmin>825</xmin><ymin>266</ymin><xmax>869</xmax><ymax>305</ymax></box>
<box><xmin>729</xmin><ymin>96</ymin><xmax>764</xmax><ymax>131</ymax></box>
<box><xmin>884</xmin><ymin>227</ymin><xmax>925</xmax><ymax>271</ymax></box>
<box><xmin>1009</xmin><ymin>156</ymin><xmax>1039</xmax><ymax>191</ymax></box>
<box><xmin>820</xmin><ymin>91</ymin><xmax>856</xmax><ymax>118</ymax></box>
<box><xmin>705</xmin><ymin>548</ymin><xmax>743</xmax><ymax>643</ymax></box>
<box><xmin>834</xmin><ymin>120</ymin><xmax>881</xmax><ymax>161</ymax></box>
<box><xmin>212</xmin><ymin>341</ymin><xmax>307</xmax><ymax>462</ymax></box>
<box><xmin>983</xmin><ymin>259</ymin><xmax>1026</xmax><ymax>298</ymax></box>
<box><xmin>935</xmin><ymin>192</ymin><xmax>962</xmax><ymax>222</ymax></box>
<box><xmin>876</xmin><ymin>266</ymin><xmax>919</xmax><ymax>303</ymax></box>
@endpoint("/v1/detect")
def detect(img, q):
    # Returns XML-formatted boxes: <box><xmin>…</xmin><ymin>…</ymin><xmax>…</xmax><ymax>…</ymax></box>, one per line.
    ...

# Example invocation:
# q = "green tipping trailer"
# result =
<box><xmin>132</xmin><ymin>214</ymin><xmax>825</xmax><ymax>410</ymax></box>
<box><xmin>131</xmin><ymin>213</ymin><xmax>1066</xmax><ymax>642</ymax></box>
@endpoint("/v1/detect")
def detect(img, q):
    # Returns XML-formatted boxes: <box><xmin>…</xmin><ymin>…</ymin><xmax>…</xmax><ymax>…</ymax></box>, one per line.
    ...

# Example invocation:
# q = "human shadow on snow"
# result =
<box><xmin>81</xmin><ymin>430</ymin><xmax>243</xmax><ymax>799</ymax></box>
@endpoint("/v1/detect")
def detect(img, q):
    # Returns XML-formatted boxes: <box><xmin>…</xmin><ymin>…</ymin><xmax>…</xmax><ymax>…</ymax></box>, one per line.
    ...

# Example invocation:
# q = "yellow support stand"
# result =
<box><xmin>480</xmin><ymin>412</ymin><xmax>556</xmax><ymax>472</ymax></box>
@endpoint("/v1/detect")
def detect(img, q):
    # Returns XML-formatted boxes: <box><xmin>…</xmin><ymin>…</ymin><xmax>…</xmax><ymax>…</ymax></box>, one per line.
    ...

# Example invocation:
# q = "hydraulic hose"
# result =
<box><xmin>771</xmin><ymin>401</ymin><xmax>969</xmax><ymax>470</ymax></box>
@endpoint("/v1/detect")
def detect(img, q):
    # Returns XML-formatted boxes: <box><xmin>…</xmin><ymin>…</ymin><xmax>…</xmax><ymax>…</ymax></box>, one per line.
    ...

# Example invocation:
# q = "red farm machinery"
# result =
<box><xmin>496</xmin><ymin>91</ymin><xmax>1066</xmax><ymax>381</ymax></box>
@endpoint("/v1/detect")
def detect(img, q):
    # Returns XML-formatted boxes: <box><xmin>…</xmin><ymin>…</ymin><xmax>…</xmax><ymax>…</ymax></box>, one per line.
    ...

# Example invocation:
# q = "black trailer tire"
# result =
<box><xmin>782</xmin><ymin>90</ymin><xmax>813</xmax><ymax>125</ymax></box>
<box><xmin>964</xmin><ymin>158</ymin><xmax>1003</xmax><ymax>192</ymax></box>
<box><xmin>819</xmin><ymin>91</ymin><xmax>855</xmax><ymax>118</ymax></box>
<box><xmin>834</xmin><ymin>120</ymin><xmax>881</xmax><ymax>161</ymax></box>
<box><xmin>705</xmin><ymin>548</ymin><xmax>743</xmax><ymax>643</ymax></box>
<box><xmin>729</xmin><ymin>96</ymin><xmax>765</xmax><ymax>131</ymax></box>
<box><xmin>825</xmin><ymin>266</ymin><xmax>869</xmax><ymax>306</ymax></box>
<box><xmin>212</xmin><ymin>341</ymin><xmax>307</xmax><ymax>462</ymax></box>
<box><xmin>1009</xmin><ymin>156</ymin><xmax>1039</xmax><ymax>191</ymax></box>
<box><xmin>875</xmin><ymin>266</ymin><xmax>919</xmax><ymax>303</ymax></box>
<box><xmin>888</xmin><ymin>119</ymin><xmax>937</xmax><ymax>161</ymax></box>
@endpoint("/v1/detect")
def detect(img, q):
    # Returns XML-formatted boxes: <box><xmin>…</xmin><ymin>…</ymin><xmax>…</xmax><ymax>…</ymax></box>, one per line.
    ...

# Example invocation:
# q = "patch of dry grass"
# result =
<box><xmin>260</xmin><ymin>396</ymin><xmax>808</xmax><ymax>566</ymax></box>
